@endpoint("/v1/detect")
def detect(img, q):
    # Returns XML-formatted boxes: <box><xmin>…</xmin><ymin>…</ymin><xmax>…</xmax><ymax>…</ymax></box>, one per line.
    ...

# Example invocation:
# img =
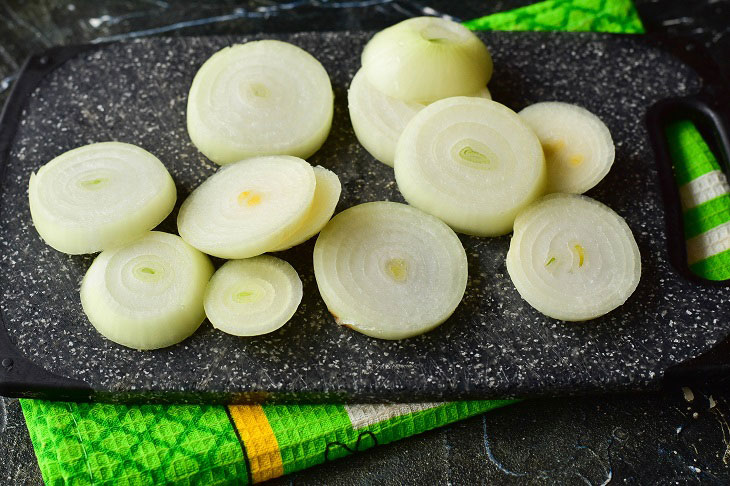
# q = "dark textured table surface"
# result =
<box><xmin>2</xmin><ymin>0</ymin><xmax>730</xmax><ymax>484</ymax></box>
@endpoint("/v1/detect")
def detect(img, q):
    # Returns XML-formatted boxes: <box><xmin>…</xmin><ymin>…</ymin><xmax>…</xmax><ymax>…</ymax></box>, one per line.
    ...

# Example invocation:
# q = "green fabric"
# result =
<box><xmin>266</xmin><ymin>400</ymin><xmax>513</xmax><ymax>476</ymax></box>
<box><xmin>683</xmin><ymin>194</ymin><xmax>730</xmax><ymax>239</ymax></box>
<box><xmin>666</xmin><ymin>119</ymin><xmax>723</xmax><ymax>186</ymax></box>
<box><xmin>666</xmin><ymin>120</ymin><xmax>730</xmax><ymax>280</ymax></box>
<box><xmin>20</xmin><ymin>1</ymin><xmax>728</xmax><ymax>485</ymax></box>
<box><xmin>690</xmin><ymin>250</ymin><xmax>730</xmax><ymax>281</ymax></box>
<box><xmin>22</xmin><ymin>401</ymin><xmax>246</xmax><ymax>485</ymax></box>
<box><xmin>22</xmin><ymin>400</ymin><xmax>513</xmax><ymax>485</ymax></box>
<box><xmin>263</xmin><ymin>404</ymin><xmax>353</xmax><ymax>473</ymax></box>
<box><xmin>463</xmin><ymin>0</ymin><xmax>644</xmax><ymax>33</ymax></box>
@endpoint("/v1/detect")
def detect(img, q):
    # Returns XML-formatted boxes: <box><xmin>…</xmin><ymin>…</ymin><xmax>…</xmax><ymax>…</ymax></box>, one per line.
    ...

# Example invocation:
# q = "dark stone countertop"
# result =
<box><xmin>2</xmin><ymin>0</ymin><xmax>730</xmax><ymax>484</ymax></box>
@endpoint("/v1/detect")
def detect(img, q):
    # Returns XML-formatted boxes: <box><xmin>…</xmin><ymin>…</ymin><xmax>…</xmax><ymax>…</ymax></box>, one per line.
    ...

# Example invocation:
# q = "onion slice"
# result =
<box><xmin>506</xmin><ymin>194</ymin><xmax>641</xmax><ymax>321</ymax></box>
<box><xmin>80</xmin><ymin>231</ymin><xmax>214</xmax><ymax>350</ymax></box>
<box><xmin>394</xmin><ymin>97</ymin><xmax>546</xmax><ymax>236</ymax></box>
<box><xmin>28</xmin><ymin>142</ymin><xmax>176</xmax><ymax>254</ymax></box>
<box><xmin>361</xmin><ymin>16</ymin><xmax>492</xmax><ymax>103</ymax></box>
<box><xmin>187</xmin><ymin>40</ymin><xmax>334</xmax><ymax>165</ymax></box>
<box><xmin>273</xmin><ymin>166</ymin><xmax>341</xmax><ymax>251</ymax></box>
<box><xmin>178</xmin><ymin>155</ymin><xmax>316</xmax><ymax>259</ymax></box>
<box><xmin>348</xmin><ymin>67</ymin><xmax>491</xmax><ymax>166</ymax></box>
<box><xmin>519</xmin><ymin>102</ymin><xmax>615</xmax><ymax>194</ymax></box>
<box><xmin>204</xmin><ymin>256</ymin><xmax>303</xmax><ymax>336</ymax></box>
<box><xmin>313</xmin><ymin>201</ymin><xmax>468</xmax><ymax>340</ymax></box>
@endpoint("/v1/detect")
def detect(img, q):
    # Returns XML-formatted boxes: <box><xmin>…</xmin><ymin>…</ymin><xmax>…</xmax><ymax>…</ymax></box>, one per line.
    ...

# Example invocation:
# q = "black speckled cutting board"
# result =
<box><xmin>0</xmin><ymin>32</ymin><xmax>728</xmax><ymax>404</ymax></box>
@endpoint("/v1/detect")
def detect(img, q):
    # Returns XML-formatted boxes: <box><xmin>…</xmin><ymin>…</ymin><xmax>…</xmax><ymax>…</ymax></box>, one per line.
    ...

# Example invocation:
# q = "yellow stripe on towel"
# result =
<box><xmin>228</xmin><ymin>405</ymin><xmax>284</xmax><ymax>483</ymax></box>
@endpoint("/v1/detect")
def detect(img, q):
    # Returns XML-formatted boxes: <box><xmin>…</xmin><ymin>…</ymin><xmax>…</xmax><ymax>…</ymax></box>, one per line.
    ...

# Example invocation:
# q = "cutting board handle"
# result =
<box><xmin>0</xmin><ymin>323</ymin><xmax>91</xmax><ymax>400</ymax></box>
<box><xmin>646</xmin><ymin>94</ymin><xmax>730</xmax><ymax>287</ymax></box>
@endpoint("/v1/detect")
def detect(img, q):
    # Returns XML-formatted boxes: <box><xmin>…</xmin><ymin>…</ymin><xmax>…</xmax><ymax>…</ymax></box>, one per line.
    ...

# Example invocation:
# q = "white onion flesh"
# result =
<box><xmin>519</xmin><ymin>102</ymin><xmax>615</xmax><ymax>194</ymax></box>
<box><xmin>177</xmin><ymin>156</ymin><xmax>316</xmax><ymax>259</ymax></box>
<box><xmin>394</xmin><ymin>97</ymin><xmax>546</xmax><ymax>236</ymax></box>
<box><xmin>361</xmin><ymin>16</ymin><xmax>492</xmax><ymax>103</ymax></box>
<box><xmin>506</xmin><ymin>194</ymin><xmax>641</xmax><ymax>321</ymax></box>
<box><xmin>348</xmin><ymin>67</ymin><xmax>491</xmax><ymax>166</ymax></box>
<box><xmin>80</xmin><ymin>231</ymin><xmax>214</xmax><ymax>349</ymax></box>
<box><xmin>313</xmin><ymin>201</ymin><xmax>468</xmax><ymax>340</ymax></box>
<box><xmin>204</xmin><ymin>256</ymin><xmax>303</xmax><ymax>336</ymax></box>
<box><xmin>28</xmin><ymin>142</ymin><xmax>176</xmax><ymax>254</ymax></box>
<box><xmin>187</xmin><ymin>40</ymin><xmax>334</xmax><ymax>165</ymax></box>
<box><xmin>273</xmin><ymin>166</ymin><xmax>341</xmax><ymax>251</ymax></box>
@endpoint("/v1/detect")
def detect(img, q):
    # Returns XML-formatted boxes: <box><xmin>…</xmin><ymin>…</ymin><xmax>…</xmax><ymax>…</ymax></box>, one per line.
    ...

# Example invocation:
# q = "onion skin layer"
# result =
<box><xmin>29</xmin><ymin>142</ymin><xmax>176</xmax><ymax>255</ymax></box>
<box><xmin>80</xmin><ymin>231</ymin><xmax>214</xmax><ymax>350</ymax></box>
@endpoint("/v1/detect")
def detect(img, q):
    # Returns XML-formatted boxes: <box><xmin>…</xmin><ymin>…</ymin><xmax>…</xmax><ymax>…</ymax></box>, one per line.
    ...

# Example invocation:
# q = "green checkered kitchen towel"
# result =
<box><xmin>20</xmin><ymin>0</ymin><xmax>730</xmax><ymax>485</ymax></box>
<box><xmin>23</xmin><ymin>400</ymin><xmax>515</xmax><ymax>485</ymax></box>
<box><xmin>667</xmin><ymin>120</ymin><xmax>730</xmax><ymax>279</ymax></box>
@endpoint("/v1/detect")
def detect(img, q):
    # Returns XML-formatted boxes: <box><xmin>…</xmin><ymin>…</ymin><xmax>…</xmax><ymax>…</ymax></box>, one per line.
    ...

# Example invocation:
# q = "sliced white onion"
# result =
<box><xmin>80</xmin><ymin>231</ymin><xmax>214</xmax><ymax>350</ymax></box>
<box><xmin>313</xmin><ymin>201</ymin><xmax>468</xmax><ymax>340</ymax></box>
<box><xmin>394</xmin><ymin>97</ymin><xmax>546</xmax><ymax>236</ymax></box>
<box><xmin>177</xmin><ymin>155</ymin><xmax>315</xmax><ymax>259</ymax></box>
<box><xmin>348</xmin><ymin>67</ymin><xmax>491</xmax><ymax>166</ymax></box>
<box><xmin>204</xmin><ymin>256</ymin><xmax>303</xmax><ymax>336</ymax></box>
<box><xmin>506</xmin><ymin>194</ymin><xmax>641</xmax><ymax>321</ymax></box>
<box><xmin>28</xmin><ymin>142</ymin><xmax>176</xmax><ymax>254</ymax></box>
<box><xmin>272</xmin><ymin>165</ymin><xmax>341</xmax><ymax>251</ymax></box>
<box><xmin>519</xmin><ymin>102</ymin><xmax>615</xmax><ymax>194</ymax></box>
<box><xmin>187</xmin><ymin>40</ymin><xmax>334</xmax><ymax>165</ymax></box>
<box><xmin>361</xmin><ymin>17</ymin><xmax>492</xmax><ymax>103</ymax></box>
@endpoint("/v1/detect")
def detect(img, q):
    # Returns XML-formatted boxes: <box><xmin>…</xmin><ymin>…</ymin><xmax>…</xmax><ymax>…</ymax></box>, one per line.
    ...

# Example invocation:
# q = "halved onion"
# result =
<box><xmin>348</xmin><ymin>67</ymin><xmax>491</xmax><ymax>166</ymax></box>
<box><xmin>313</xmin><ymin>201</ymin><xmax>468</xmax><ymax>340</ymax></box>
<box><xmin>506</xmin><ymin>194</ymin><xmax>641</xmax><ymax>321</ymax></box>
<box><xmin>361</xmin><ymin>16</ymin><xmax>492</xmax><ymax>103</ymax></box>
<box><xmin>28</xmin><ymin>142</ymin><xmax>176</xmax><ymax>254</ymax></box>
<box><xmin>187</xmin><ymin>40</ymin><xmax>334</xmax><ymax>165</ymax></box>
<box><xmin>204</xmin><ymin>256</ymin><xmax>303</xmax><ymax>336</ymax></box>
<box><xmin>394</xmin><ymin>97</ymin><xmax>546</xmax><ymax>236</ymax></box>
<box><xmin>177</xmin><ymin>155</ymin><xmax>316</xmax><ymax>259</ymax></box>
<box><xmin>519</xmin><ymin>102</ymin><xmax>615</xmax><ymax>194</ymax></box>
<box><xmin>272</xmin><ymin>166</ymin><xmax>341</xmax><ymax>251</ymax></box>
<box><xmin>80</xmin><ymin>231</ymin><xmax>214</xmax><ymax>350</ymax></box>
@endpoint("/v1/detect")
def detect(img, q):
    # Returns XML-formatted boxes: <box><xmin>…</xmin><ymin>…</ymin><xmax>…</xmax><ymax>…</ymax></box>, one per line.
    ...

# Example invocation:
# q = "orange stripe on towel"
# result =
<box><xmin>227</xmin><ymin>405</ymin><xmax>284</xmax><ymax>483</ymax></box>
